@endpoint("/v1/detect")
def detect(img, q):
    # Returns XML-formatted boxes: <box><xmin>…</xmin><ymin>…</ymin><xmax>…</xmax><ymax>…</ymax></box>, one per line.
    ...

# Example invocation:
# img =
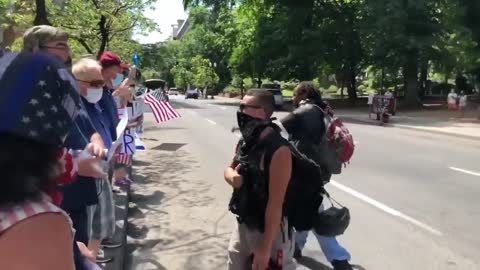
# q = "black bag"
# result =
<box><xmin>312</xmin><ymin>190</ymin><xmax>351</xmax><ymax>237</ymax></box>
<box><xmin>261</xmin><ymin>128</ymin><xmax>325</xmax><ymax>231</ymax></box>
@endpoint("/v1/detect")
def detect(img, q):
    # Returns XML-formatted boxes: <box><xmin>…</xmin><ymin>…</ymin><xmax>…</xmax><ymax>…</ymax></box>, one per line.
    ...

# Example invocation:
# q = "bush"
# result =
<box><xmin>326</xmin><ymin>85</ymin><xmax>338</xmax><ymax>94</ymax></box>
<box><xmin>282</xmin><ymin>89</ymin><xmax>293</xmax><ymax>97</ymax></box>
<box><xmin>224</xmin><ymin>86</ymin><xmax>240</xmax><ymax>95</ymax></box>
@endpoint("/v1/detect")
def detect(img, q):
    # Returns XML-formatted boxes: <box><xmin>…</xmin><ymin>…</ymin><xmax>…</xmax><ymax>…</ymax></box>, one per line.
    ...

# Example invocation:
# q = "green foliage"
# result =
<box><xmin>171</xmin><ymin>58</ymin><xmax>194</xmax><ymax>89</ymax></box>
<box><xmin>144</xmin><ymin>0</ymin><xmax>480</xmax><ymax>103</ymax></box>
<box><xmin>191</xmin><ymin>55</ymin><xmax>219</xmax><ymax>88</ymax></box>
<box><xmin>48</xmin><ymin>0</ymin><xmax>157</xmax><ymax>57</ymax></box>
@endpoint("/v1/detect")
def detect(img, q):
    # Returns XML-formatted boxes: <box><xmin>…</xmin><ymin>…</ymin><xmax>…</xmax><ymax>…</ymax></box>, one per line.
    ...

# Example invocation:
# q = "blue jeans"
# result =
<box><xmin>295</xmin><ymin>230</ymin><xmax>351</xmax><ymax>262</ymax></box>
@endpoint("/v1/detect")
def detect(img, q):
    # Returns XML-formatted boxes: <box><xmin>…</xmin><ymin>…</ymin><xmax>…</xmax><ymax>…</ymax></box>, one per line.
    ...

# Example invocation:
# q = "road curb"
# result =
<box><xmin>121</xmin><ymin>168</ymin><xmax>133</xmax><ymax>270</ymax></box>
<box><xmin>103</xmin><ymin>170</ymin><xmax>132</xmax><ymax>270</ymax></box>
<box><xmin>340</xmin><ymin>116</ymin><xmax>480</xmax><ymax>141</ymax></box>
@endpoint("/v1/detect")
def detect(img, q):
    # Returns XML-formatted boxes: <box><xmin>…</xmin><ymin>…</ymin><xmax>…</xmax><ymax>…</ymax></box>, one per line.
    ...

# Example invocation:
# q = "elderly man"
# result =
<box><xmin>72</xmin><ymin>58</ymin><xmax>117</xmax><ymax>263</ymax></box>
<box><xmin>23</xmin><ymin>25</ymin><xmax>107</xmax><ymax>269</ymax></box>
<box><xmin>22</xmin><ymin>25</ymin><xmax>105</xmax><ymax>159</ymax></box>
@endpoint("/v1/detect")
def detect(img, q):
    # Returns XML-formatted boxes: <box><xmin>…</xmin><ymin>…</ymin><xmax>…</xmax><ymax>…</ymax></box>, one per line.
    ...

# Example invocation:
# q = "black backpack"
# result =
<box><xmin>260</xmin><ymin>126</ymin><xmax>326</xmax><ymax>231</ymax></box>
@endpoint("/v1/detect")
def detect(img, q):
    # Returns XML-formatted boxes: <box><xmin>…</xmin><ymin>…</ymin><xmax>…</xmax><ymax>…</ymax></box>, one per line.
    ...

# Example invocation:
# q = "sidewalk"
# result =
<box><xmin>214</xmin><ymin>95</ymin><xmax>480</xmax><ymax>140</ymax></box>
<box><xmin>103</xmin><ymin>184</ymin><xmax>131</xmax><ymax>270</ymax></box>
<box><xmin>337</xmin><ymin>109</ymin><xmax>480</xmax><ymax>140</ymax></box>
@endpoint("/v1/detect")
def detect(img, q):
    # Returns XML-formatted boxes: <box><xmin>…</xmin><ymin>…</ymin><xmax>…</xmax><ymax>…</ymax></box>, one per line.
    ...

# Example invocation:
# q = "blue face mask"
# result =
<box><xmin>112</xmin><ymin>73</ymin><xmax>124</xmax><ymax>89</ymax></box>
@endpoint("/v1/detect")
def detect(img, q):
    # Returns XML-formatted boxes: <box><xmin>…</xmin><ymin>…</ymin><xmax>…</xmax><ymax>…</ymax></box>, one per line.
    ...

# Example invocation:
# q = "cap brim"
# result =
<box><xmin>120</xmin><ymin>63</ymin><xmax>129</xmax><ymax>69</ymax></box>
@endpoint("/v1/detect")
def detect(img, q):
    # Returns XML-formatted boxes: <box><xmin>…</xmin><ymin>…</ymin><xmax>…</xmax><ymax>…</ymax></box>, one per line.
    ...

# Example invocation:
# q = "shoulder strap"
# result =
<box><xmin>258</xmin><ymin>129</ymin><xmax>287</xmax><ymax>174</ymax></box>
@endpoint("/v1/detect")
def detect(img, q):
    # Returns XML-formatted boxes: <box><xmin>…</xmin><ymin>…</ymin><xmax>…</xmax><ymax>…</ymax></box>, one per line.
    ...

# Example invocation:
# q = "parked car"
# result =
<box><xmin>168</xmin><ymin>88</ymin><xmax>179</xmax><ymax>95</ymax></box>
<box><xmin>185</xmin><ymin>88</ymin><xmax>199</xmax><ymax>99</ymax></box>
<box><xmin>261</xmin><ymin>83</ymin><xmax>284</xmax><ymax>108</ymax></box>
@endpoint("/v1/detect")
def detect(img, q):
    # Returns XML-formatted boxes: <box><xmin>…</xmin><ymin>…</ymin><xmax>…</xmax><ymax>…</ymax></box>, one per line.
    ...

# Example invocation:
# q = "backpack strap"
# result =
<box><xmin>257</xmin><ymin>127</ymin><xmax>287</xmax><ymax>175</ymax></box>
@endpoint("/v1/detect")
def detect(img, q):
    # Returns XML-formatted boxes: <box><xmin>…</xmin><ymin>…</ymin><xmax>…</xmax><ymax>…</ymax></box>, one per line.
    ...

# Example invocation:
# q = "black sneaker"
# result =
<box><xmin>293</xmin><ymin>244</ymin><xmax>302</xmax><ymax>259</ymax></box>
<box><xmin>332</xmin><ymin>260</ymin><xmax>353</xmax><ymax>270</ymax></box>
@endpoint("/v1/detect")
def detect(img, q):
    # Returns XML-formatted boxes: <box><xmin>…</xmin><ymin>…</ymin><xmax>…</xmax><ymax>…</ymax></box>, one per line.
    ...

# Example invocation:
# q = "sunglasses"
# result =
<box><xmin>40</xmin><ymin>44</ymin><xmax>70</xmax><ymax>52</ymax></box>
<box><xmin>239</xmin><ymin>103</ymin><xmax>262</xmax><ymax>111</ymax></box>
<box><xmin>76</xmin><ymin>79</ymin><xmax>105</xmax><ymax>88</ymax></box>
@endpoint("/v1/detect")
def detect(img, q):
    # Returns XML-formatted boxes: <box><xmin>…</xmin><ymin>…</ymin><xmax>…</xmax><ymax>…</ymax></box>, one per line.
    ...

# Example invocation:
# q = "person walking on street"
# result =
<box><xmin>225</xmin><ymin>89</ymin><xmax>295</xmax><ymax>270</ymax></box>
<box><xmin>459</xmin><ymin>91</ymin><xmax>467</xmax><ymax>118</ymax></box>
<box><xmin>280</xmin><ymin>82</ymin><xmax>354</xmax><ymax>270</ymax></box>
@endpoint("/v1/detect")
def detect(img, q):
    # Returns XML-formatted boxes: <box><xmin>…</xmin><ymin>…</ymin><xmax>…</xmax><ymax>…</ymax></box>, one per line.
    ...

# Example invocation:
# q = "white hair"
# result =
<box><xmin>72</xmin><ymin>58</ymin><xmax>102</xmax><ymax>79</ymax></box>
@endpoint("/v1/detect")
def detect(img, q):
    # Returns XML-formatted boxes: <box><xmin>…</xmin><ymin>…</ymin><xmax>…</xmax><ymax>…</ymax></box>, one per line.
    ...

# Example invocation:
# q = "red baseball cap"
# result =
<box><xmin>99</xmin><ymin>51</ymin><xmax>129</xmax><ymax>69</ymax></box>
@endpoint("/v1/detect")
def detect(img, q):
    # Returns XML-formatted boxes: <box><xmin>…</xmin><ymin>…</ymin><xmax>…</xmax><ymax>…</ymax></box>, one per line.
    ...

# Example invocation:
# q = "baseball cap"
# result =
<box><xmin>99</xmin><ymin>51</ymin><xmax>129</xmax><ymax>69</ymax></box>
<box><xmin>23</xmin><ymin>25</ymin><xmax>69</xmax><ymax>52</ymax></box>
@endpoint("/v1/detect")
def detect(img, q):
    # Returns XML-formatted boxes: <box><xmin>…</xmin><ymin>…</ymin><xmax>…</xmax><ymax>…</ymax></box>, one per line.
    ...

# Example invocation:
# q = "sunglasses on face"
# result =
<box><xmin>76</xmin><ymin>79</ymin><xmax>105</xmax><ymax>88</ymax></box>
<box><xmin>239</xmin><ymin>103</ymin><xmax>262</xmax><ymax>111</ymax></box>
<box><xmin>40</xmin><ymin>43</ymin><xmax>70</xmax><ymax>52</ymax></box>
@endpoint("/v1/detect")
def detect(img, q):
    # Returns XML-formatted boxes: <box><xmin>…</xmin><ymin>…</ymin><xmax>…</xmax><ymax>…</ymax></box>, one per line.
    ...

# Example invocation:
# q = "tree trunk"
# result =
<box><xmin>419</xmin><ymin>61</ymin><xmax>428</xmax><ymax>99</ymax></box>
<box><xmin>97</xmin><ymin>15</ymin><xmax>109</xmax><ymax>58</ymax></box>
<box><xmin>347</xmin><ymin>65</ymin><xmax>357</xmax><ymax>104</ymax></box>
<box><xmin>403</xmin><ymin>49</ymin><xmax>420</xmax><ymax>107</ymax></box>
<box><xmin>380</xmin><ymin>66</ymin><xmax>385</xmax><ymax>92</ymax></box>
<box><xmin>34</xmin><ymin>0</ymin><xmax>51</xmax><ymax>26</ymax></box>
<box><xmin>257</xmin><ymin>72</ymin><xmax>262</xmax><ymax>88</ymax></box>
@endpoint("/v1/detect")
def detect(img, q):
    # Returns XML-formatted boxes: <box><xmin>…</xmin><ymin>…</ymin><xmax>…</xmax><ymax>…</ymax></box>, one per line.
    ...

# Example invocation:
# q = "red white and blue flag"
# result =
<box><xmin>143</xmin><ymin>91</ymin><xmax>181</xmax><ymax>123</ymax></box>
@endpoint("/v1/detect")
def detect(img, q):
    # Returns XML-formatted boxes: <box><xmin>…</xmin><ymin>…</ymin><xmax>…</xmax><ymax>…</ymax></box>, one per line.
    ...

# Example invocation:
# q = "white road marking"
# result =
<box><xmin>330</xmin><ymin>180</ymin><xmax>443</xmax><ymax>236</ymax></box>
<box><xmin>206</xmin><ymin>119</ymin><xmax>217</xmax><ymax>125</ymax></box>
<box><xmin>220</xmin><ymin>106</ymin><xmax>227</xmax><ymax>110</ymax></box>
<box><xmin>449</xmin><ymin>167</ymin><xmax>480</xmax><ymax>177</ymax></box>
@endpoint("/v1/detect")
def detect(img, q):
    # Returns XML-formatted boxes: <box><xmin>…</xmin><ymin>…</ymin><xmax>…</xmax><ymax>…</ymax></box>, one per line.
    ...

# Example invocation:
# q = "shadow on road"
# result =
<box><xmin>142</xmin><ymin>126</ymin><xmax>187</xmax><ymax>132</ymax></box>
<box><xmin>125</xmin><ymin>139</ymin><xmax>229</xmax><ymax>269</ymax></box>
<box><xmin>297</xmin><ymin>256</ymin><xmax>332</xmax><ymax>270</ymax></box>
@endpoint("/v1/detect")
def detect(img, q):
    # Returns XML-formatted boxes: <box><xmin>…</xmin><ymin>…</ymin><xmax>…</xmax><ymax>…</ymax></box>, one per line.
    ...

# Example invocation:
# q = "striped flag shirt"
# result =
<box><xmin>144</xmin><ymin>90</ymin><xmax>181</xmax><ymax>123</ymax></box>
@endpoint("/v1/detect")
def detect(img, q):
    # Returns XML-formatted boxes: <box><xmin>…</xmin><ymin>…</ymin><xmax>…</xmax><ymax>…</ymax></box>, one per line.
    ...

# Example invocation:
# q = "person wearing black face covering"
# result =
<box><xmin>280</xmin><ymin>82</ymin><xmax>353</xmax><ymax>270</ymax></box>
<box><xmin>225</xmin><ymin>89</ymin><xmax>295</xmax><ymax>270</ymax></box>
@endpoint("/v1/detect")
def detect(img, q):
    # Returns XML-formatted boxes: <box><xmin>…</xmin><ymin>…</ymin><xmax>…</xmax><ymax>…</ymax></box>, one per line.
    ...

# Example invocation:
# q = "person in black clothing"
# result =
<box><xmin>225</xmin><ymin>89</ymin><xmax>295</xmax><ymax>270</ymax></box>
<box><xmin>280</xmin><ymin>82</ymin><xmax>353</xmax><ymax>270</ymax></box>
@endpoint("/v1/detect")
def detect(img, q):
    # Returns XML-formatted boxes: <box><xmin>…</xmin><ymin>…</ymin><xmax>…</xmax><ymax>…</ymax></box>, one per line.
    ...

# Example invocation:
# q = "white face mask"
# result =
<box><xmin>84</xmin><ymin>87</ymin><xmax>103</xmax><ymax>103</ymax></box>
<box><xmin>112</xmin><ymin>73</ymin><xmax>124</xmax><ymax>89</ymax></box>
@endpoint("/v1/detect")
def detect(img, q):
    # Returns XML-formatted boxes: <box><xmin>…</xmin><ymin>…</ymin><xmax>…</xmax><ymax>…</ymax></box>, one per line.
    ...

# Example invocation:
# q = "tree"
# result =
<box><xmin>171</xmin><ymin>59</ymin><xmax>194</xmax><ymax>89</ymax></box>
<box><xmin>50</xmin><ymin>0</ymin><xmax>156</xmax><ymax>57</ymax></box>
<box><xmin>34</xmin><ymin>0</ymin><xmax>50</xmax><ymax>25</ymax></box>
<box><xmin>140</xmin><ymin>41</ymin><xmax>181</xmax><ymax>87</ymax></box>
<box><xmin>191</xmin><ymin>55</ymin><xmax>219</xmax><ymax>96</ymax></box>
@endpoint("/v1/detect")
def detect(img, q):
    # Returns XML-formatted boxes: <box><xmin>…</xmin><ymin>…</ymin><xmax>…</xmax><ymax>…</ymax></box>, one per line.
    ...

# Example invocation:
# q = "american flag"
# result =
<box><xmin>116</xmin><ymin>153</ymin><xmax>132</xmax><ymax>166</ymax></box>
<box><xmin>0</xmin><ymin>52</ymin><xmax>80</xmax><ymax>146</ymax></box>
<box><xmin>143</xmin><ymin>90</ymin><xmax>181</xmax><ymax>123</ymax></box>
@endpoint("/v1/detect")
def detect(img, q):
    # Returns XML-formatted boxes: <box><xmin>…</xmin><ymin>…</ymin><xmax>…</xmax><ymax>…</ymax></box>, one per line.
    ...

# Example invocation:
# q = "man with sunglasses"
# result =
<box><xmin>23</xmin><ymin>25</ymin><xmax>106</xmax><ymax>159</ymax></box>
<box><xmin>23</xmin><ymin>25</ymin><xmax>107</xmax><ymax>270</ymax></box>
<box><xmin>225</xmin><ymin>89</ymin><xmax>295</xmax><ymax>270</ymax></box>
<box><xmin>23</xmin><ymin>25</ymin><xmax>73</xmax><ymax>68</ymax></box>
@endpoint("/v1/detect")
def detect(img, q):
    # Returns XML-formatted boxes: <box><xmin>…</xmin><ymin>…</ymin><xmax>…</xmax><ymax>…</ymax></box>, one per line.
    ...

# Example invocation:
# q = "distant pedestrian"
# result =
<box><xmin>447</xmin><ymin>89</ymin><xmax>458</xmax><ymax>110</ymax></box>
<box><xmin>459</xmin><ymin>91</ymin><xmax>467</xmax><ymax>118</ymax></box>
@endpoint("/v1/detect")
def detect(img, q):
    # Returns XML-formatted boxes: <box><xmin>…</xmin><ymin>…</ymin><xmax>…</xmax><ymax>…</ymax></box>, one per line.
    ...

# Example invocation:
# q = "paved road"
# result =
<box><xmin>126</xmin><ymin>95</ymin><xmax>480</xmax><ymax>270</ymax></box>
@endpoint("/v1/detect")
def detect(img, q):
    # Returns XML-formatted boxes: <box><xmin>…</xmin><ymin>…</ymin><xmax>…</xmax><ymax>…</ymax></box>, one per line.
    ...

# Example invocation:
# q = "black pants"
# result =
<box><xmin>70</xmin><ymin>207</ymin><xmax>89</xmax><ymax>244</ymax></box>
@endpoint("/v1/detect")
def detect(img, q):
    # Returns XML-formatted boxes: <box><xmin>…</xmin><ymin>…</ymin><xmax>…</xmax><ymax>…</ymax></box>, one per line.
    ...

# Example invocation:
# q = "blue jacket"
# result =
<box><xmin>61</xmin><ymin>103</ymin><xmax>98</xmax><ymax>212</ymax></box>
<box><xmin>98</xmin><ymin>88</ymin><xmax>118</xmax><ymax>141</ymax></box>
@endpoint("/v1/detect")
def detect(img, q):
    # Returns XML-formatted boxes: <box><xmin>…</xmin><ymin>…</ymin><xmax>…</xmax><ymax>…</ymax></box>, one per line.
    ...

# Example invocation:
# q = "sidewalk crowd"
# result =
<box><xmin>0</xmin><ymin>25</ymin><xmax>149</xmax><ymax>270</ymax></box>
<box><xmin>1</xmin><ymin>22</ymin><xmax>480</xmax><ymax>270</ymax></box>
